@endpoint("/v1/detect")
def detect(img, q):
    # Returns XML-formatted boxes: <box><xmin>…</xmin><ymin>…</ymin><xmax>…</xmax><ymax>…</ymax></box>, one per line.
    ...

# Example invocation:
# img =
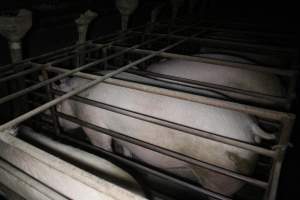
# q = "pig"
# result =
<box><xmin>54</xmin><ymin>54</ymin><xmax>280</xmax><ymax>197</ymax></box>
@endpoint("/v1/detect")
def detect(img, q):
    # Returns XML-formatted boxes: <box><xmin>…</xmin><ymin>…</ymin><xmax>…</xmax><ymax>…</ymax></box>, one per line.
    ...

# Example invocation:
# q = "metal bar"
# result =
<box><xmin>0</xmin><ymin>158</ymin><xmax>69</xmax><ymax>200</ymax></box>
<box><xmin>52</xmin><ymin>89</ymin><xmax>276</xmax><ymax>158</ymax></box>
<box><xmin>20</xmin><ymin>126</ymin><xmax>143</xmax><ymax>193</ymax></box>
<box><xmin>48</xmin><ymin>35</ymin><xmax>135</xmax><ymax>65</ymax></box>
<box><xmin>47</xmin><ymin>67</ymin><xmax>292</xmax><ymax>121</ymax></box>
<box><xmin>157</xmin><ymin>22</ymin><xmax>297</xmax><ymax>41</ymax></box>
<box><xmin>181</xmin><ymin>20</ymin><xmax>297</xmax><ymax>39</ymax></box>
<box><xmin>41</xmin><ymin>70</ymin><xmax>61</xmax><ymax>137</ymax></box>
<box><xmin>0</xmin><ymin>36</ymin><xmax>160</xmax><ymax>106</ymax></box>
<box><xmin>45</xmin><ymin>45</ymin><xmax>101</xmax><ymax>65</ymax></box>
<box><xmin>265</xmin><ymin>115</ymin><xmax>295</xmax><ymax>200</ymax></box>
<box><xmin>0</xmin><ymin>63</ymin><xmax>33</xmax><ymax>78</ymax></box>
<box><xmin>0</xmin><ymin>130</ymin><xmax>145</xmax><ymax>200</ymax></box>
<box><xmin>0</xmin><ymin>28</ymin><xmax>204</xmax><ymax>131</ymax></box>
<box><xmin>110</xmin><ymin>46</ymin><xmax>298</xmax><ymax>76</ymax></box>
<box><xmin>125</xmin><ymin>69</ymin><xmax>285</xmax><ymax>99</ymax></box>
<box><xmin>132</xmin><ymin>31</ymin><xmax>297</xmax><ymax>55</ymax></box>
<box><xmin>0</xmin><ymin>29</ymin><xmax>130</xmax><ymax>71</ymax></box>
<box><xmin>0</xmin><ymin>21</ymin><xmax>198</xmax><ymax>106</ymax></box>
<box><xmin>57</xmin><ymin>134</ymin><xmax>232</xmax><ymax>200</ymax></box>
<box><xmin>0</xmin><ymin>43</ymin><xmax>91</xmax><ymax>72</ymax></box>
<box><xmin>0</xmin><ymin>63</ymin><xmax>45</xmax><ymax>83</ymax></box>
<box><xmin>57</xmin><ymin>112</ymin><xmax>269</xmax><ymax>189</ymax></box>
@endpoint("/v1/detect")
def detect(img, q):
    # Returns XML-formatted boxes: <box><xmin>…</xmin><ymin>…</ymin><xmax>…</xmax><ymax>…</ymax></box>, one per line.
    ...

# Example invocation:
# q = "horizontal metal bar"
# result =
<box><xmin>126</xmin><ymin>69</ymin><xmax>286</xmax><ymax>101</ymax></box>
<box><xmin>0</xmin><ymin>130</ymin><xmax>144</xmax><ymax>200</ymax></box>
<box><xmin>47</xmin><ymin>66</ymin><xmax>293</xmax><ymax>122</ymax></box>
<box><xmin>0</xmin><ymin>158</ymin><xmax>68</xmax><ymax>200</ymax></box>
<box><xmin>0</xmin><ymin>37</ymin><xmax>160</xmax><ymax>106</ymax></box>
<box><xmin>0</xmin><ymin>63</ymin><xmax>45</xmax><ymax>83</ymax></box>
<box><xmin>157</xmin><ymin>22</ymin><xmax>297</xmax><ymax>41</ymax></box>
<box><xmin>0</xmin><ymin>21</ymin><xmax>198</xmax><ymax>106</ymax></box>
<box><xmin>57</xmin><ymin>112</ymin><xmax>269</xmax><ymax>189</ymax></box>
<box><xmin>181</xmin><ymin>20</ymin><xmax>297</xmax><ymax>39</ymax></box>
<box><xmin>110</xmin><ymin>46</ymin><xmax>298</xmax><ymax>76</ymax></box>
<box><xmin>48</xmin><ymin>35</ymin><xmax>135</xmax><ymax>65</ymax></box>
<box><xmin>46</xmin><ymin>45</ymin><xmax>101</xmax><ymax>65</ymax></box>
<box><xmin>0</xmin><ymin>43</ymin><xmax>91</xmax><ymax>72</ymax></box>
<box><xmin>57</xmin><ymin>134</ymin><xmax>232</xmax><ymax>200</ymax></box>
<box><xmin>132</xmin><ymin>31</ymin><xmax>297</xmax><ymax>55</ymax></box>
<box><xmin>0</xmin><ymin>28</ymin><xmax>130</xmax><ymax>71</ymax></box>
<box><xmin>52</xmin><ymin>89</ymin><xmax>276</xmax><ymax>158</ymax></box>
<box><xmin>0</xmin><ymin>28</ymin><xmax>201</xmax><ymax>131</ymax></box>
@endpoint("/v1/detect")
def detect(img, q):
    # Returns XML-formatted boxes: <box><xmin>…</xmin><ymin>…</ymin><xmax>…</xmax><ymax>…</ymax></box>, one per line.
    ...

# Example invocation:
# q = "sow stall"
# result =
<box><xmin>0</xmin><ymin>21</ymin><xmax>298</xmax><ymax>200</ymax></box>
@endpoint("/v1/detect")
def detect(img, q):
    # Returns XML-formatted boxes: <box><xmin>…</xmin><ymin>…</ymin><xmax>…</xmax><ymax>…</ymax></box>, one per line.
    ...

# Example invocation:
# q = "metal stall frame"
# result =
<box><xmin>0</xmin><ymin>22</ymin><xmax>297</xmax><ymax>200</ymax></box>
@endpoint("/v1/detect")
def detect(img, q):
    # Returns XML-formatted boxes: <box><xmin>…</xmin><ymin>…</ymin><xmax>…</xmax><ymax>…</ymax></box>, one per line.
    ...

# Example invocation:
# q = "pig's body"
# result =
<box><xmin>57</xmin><ymin>56</ymin><xmax>280</xmax><ymax>196</ymax></box>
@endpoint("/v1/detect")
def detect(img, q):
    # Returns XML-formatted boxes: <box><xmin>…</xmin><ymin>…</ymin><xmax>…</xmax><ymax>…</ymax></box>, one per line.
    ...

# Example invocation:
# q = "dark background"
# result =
<box><xmin>0</xmin><ymin>0</ymin><xmax>299</xmax><ymax>199</ymax></box>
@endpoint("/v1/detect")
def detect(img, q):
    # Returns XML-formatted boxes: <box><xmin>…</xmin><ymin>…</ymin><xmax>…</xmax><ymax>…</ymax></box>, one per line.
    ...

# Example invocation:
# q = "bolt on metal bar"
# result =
<box><xmin>47</xmin><ymin>66</ymin><xmax>292</xmax><ymax>122</ymax></box>
<box><xmin>0</xmin><ymin>29</ymin><xmax>205</xmax><ymax>131</ymax></box>
<box><xmin>52</xmin><ymin>89</ymin><xmax>276</xmax><ymax>158</ymax></box>
<box><xmin>57</xmin><ymin>112</ymin><xmax>269</xmax><ymax>189</ymax></box>
<box><xmin>57</xmin><ymin>134</ymin><xmax>232</xmax><ymax>200</ymax></box>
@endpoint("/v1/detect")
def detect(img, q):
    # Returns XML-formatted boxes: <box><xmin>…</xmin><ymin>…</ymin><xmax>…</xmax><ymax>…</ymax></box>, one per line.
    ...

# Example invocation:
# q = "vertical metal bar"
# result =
<box><xmin>265</xmin><ymin>115</ymin><xmax>295</xmax><ymax>200</ymax></box>
<box><xmin>41</xmin><ymin>69</ymin><xmax>61</xmax><ymax>137</ymax></box>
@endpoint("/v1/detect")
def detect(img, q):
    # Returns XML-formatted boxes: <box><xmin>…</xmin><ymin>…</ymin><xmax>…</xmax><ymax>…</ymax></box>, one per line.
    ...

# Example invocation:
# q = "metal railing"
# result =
<box><xmin>0</xmin><ymin>21</ymin><xmax>297</xmax><ymax>200</ymax></box>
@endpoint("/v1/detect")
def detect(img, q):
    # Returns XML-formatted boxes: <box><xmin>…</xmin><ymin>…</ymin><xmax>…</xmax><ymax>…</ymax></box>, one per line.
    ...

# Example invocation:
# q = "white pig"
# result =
<box><xmin>55</xmin><ymin>55</ymin><xmax>280</xmax><ymax>197</ymax></box>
